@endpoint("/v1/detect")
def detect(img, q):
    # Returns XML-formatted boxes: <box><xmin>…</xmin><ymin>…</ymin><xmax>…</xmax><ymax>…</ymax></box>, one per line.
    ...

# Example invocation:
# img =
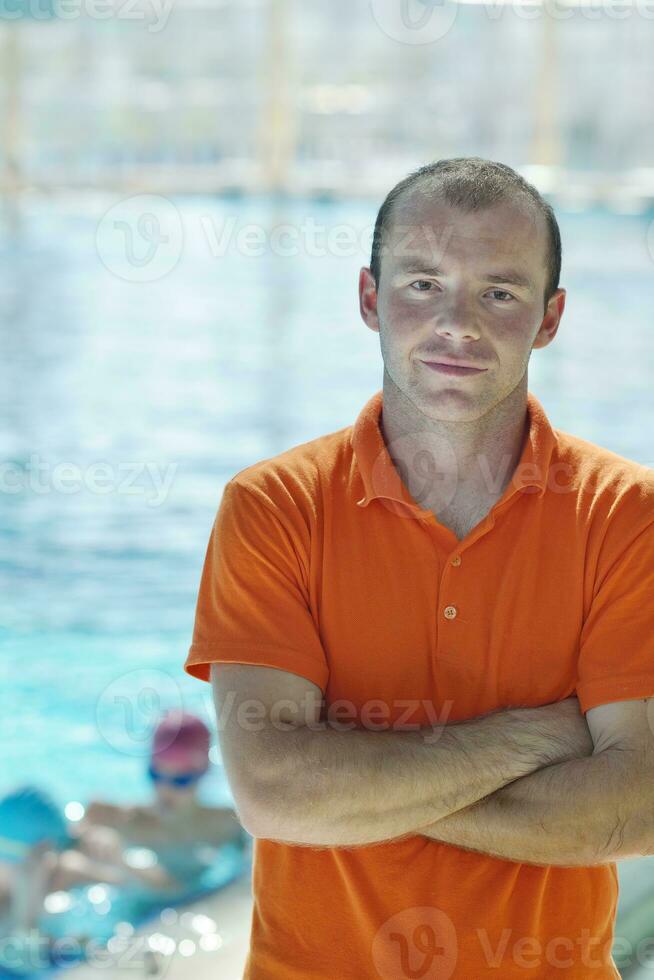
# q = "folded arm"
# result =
<box><xmin>211</xmin><ymin>664</ymin><xmax>594</xmax><ymax>848</ymax></box>
<box><xmin>418</xmin><ymin>698</ymin><xmax>654</xmax><ymax>866</ymax></box>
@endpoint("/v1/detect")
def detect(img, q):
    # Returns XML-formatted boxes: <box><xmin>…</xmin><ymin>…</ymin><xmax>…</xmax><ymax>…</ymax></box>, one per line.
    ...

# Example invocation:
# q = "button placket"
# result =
<box><xmin>441</xmin><ymin>552</ymin><xmax>461</xmax><ymax>624</ymax></box>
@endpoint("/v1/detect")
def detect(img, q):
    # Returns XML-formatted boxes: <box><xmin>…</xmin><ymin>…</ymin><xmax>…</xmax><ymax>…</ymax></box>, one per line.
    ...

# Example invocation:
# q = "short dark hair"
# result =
<box><xmin>369</xmin><ymin>157</ymin><xmax>561</xmax><ymax>313</ymax></box>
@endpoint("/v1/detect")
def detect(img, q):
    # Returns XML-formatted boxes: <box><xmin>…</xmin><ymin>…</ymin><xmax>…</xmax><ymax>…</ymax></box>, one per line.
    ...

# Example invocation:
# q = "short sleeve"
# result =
<box><xmin>184</xmin><ymin>479</ymin><xmax>329</xmax><ymax>693</ymax></box>
<box><xmin>576</xmin><ymin>519</ymin><xmax>654</xmax><ymax>714</ymax></box>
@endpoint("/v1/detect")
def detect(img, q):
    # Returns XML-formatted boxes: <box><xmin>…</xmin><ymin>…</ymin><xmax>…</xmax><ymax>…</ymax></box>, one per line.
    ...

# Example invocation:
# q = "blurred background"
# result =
<box><xmin>1</xmin><ymin>0</ymin><xmax>654</xmax><ymax>977</ymax></box>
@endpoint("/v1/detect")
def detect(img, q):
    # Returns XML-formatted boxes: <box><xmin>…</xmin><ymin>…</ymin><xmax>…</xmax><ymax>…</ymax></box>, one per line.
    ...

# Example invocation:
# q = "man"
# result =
<box><xmin>184</xmin><ymin>157</ymin><xmax>654</xmax><ymax>978</ymax></box>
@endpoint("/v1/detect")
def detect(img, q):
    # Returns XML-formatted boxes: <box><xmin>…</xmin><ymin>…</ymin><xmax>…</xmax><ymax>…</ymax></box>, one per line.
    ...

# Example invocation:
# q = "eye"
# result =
<box><xmin>487</xmin><ymin>288</ymin><xmax>515</xmax><ymax>302</ymax></box>
<box><xmin>409</xmin><ymin>280</ymin><xmax>434</xmax><ymax>291</ymax></box>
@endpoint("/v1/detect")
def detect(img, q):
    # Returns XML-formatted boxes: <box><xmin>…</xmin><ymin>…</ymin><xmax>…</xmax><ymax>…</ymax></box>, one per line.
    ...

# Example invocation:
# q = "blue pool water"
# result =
<box><xmin>1</xmin><ymin>195</ymin><xmax>653</xmax><ymax>812</ymax></box>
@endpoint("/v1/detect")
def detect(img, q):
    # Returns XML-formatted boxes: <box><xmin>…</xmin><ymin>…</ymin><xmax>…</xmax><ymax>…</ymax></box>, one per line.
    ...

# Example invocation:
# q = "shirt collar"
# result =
<box><xmin>350</xmin><ymin>388</ymin><xmax>558</xmax><ymax>514</ymax></box>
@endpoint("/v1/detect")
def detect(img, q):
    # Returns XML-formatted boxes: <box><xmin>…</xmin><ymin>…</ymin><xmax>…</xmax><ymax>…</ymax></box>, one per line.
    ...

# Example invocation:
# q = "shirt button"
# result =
<box><xmin>444</xmin><ymin>605</ymin><xmax>457</xmax><ymax>620</ymax></box>
<box><xmin>451</xmin><ymin>556</ymin><xmax>461</xmax><ymax>566</ymax></box>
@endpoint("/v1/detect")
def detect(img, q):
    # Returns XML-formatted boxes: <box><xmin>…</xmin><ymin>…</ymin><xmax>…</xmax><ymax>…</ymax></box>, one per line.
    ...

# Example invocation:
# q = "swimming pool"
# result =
<box><xmin>1</xmin><ymin>194</ymin><xmax>653</xmax><ymax>812</ymax></box>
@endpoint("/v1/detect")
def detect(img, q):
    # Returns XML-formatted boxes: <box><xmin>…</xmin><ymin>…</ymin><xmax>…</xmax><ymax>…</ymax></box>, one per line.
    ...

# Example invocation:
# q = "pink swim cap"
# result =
<box><xmin>151</xmin><ymin>711</ymin><xmax>211</xmax><ymax>771</ymax></box>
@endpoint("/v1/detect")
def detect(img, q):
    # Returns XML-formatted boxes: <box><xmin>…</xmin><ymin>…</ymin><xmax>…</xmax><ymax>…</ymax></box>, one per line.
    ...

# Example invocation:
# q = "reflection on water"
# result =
<box><xmin>0</xmin><ymin>195</ymin><xmax>653</xmax><ymax>806</ymax></box>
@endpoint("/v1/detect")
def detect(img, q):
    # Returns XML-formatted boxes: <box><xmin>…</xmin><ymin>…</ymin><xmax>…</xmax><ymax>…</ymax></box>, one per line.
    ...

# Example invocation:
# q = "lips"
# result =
<box><xmin>421</xmin><ymin>357</ymin><xmax>486</xmax><ymax>369</ymax></box>
<box><xmin>420</xmin><ymin>359</ymin><xmax>488</xmax><ymax>376</ymax></box>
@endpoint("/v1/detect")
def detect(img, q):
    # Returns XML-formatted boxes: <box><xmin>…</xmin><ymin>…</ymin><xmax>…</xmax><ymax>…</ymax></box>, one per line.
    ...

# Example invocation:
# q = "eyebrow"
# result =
<box><xmin>395</xmin><ymin>261</ymin><xmax>534</xmax><ymax>290</ymax></box>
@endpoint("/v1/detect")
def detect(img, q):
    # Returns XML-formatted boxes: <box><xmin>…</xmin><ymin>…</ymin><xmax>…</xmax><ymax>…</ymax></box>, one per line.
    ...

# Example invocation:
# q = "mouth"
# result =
<box><xmin>420</xmin><ymin>359</ymin><xmax>488</xmax><ymax>377</ymax></box>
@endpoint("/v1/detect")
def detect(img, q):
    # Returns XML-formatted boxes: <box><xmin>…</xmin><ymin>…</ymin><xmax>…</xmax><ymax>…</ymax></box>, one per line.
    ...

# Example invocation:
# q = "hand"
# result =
<box><xmin>528</xmin><ymin>696</ymin><xmax>595</xmax><ymax>766</ymax></box>
<box><xmin>497</xmin><ymin>695</ymin><xmax>595</xmax><ymax>773</ymax></box>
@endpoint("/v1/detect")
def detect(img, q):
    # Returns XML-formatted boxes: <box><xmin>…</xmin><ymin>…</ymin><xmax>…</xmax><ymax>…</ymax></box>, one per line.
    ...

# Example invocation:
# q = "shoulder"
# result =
<box><xmin>222</xmin><ymin>422</ymin><xmax>355</xmax><ymax>521</ymax></box>
<box><xmin>551</xmin><ymin>429</ymin><xmax>654</xmax><ymax>568</ymax></box>
<box><xmin>552</xmin><ymin>426</ymin><xmax>654</xmax><ymax>516</ymax></box>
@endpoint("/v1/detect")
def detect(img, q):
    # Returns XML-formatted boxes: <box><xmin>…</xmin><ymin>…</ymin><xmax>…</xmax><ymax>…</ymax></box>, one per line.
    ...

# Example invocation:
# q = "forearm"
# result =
<box><xmin>248</xmin><ymin>703</ymin><xmax>583</xmax><ymax>848</ymax></box>
<box><xmin>419</xmin><ymin>745</ymin><xmax>649</xmax><ymax>866</ymax></box>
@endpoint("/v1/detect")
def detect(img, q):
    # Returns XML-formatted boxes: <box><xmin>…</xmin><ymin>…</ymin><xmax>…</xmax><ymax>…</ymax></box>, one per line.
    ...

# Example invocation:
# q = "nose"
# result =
<box><xmin>433</xmin><ymin>292</ymin><xmax>481</xmax><ymax>341</ymax></box>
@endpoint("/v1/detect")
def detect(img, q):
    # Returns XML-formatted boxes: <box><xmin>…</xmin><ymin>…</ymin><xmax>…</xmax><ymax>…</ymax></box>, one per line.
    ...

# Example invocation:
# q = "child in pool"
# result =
<box><xmin>0</xmin><ymin>711</ymin><xmax>246</xmax><ymax>939</ymax></box>
<box><xmin>52</xmin><ymin>710</ymin><xmax>246</xmax><ymax>893</ymax></box>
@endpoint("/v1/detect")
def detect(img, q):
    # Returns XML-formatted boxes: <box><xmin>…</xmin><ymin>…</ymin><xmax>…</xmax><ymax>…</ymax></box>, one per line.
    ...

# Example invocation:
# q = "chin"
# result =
<box><xmin>420</xmin><ymin>387</ymin><xmax>491</xmax><ymax>418</ymax></box>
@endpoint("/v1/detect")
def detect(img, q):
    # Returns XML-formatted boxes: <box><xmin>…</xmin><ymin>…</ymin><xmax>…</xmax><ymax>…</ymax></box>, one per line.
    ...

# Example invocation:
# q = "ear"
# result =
<box><xmin>532</xmin><ymin>288</ymin><xmax>566</xmax><ymax>350</ymax></box>
<box><xmin>359</xmin><ymin>266</ymin><xmax>380</xmax><ymax>334</ymax></box>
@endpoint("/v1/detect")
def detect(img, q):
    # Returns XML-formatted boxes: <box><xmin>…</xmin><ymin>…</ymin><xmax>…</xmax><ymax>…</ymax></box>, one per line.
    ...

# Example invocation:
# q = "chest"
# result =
<box><xmin>314</xmin><ymin>495</ymin><xmax>589</xmax><ymax>725</ymax></box>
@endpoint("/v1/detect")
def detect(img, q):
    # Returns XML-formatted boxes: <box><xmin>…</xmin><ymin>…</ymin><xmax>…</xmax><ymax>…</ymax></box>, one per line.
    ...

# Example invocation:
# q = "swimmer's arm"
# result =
<box><xmin>57</xmin><ymin>849</ymin><xmax>182</xmax><ymax>892</ymax></box>
<box><xmin>71</xmin><ymin>821</ymin><xmax>183</xmax><ymax>891</ymax></box>
<box><xmin>81</xmin><ymin>802</ymin><xmax>167</xmax><ymax>849</ymax></box>
<box><xmin>82</xmin><ymin>801</ymin><xmax>144</xmax><ymax>832</ymax></box>
<box><xmin>418</xmin><ymin>698</ymin><xmax>654</xmax><ymax>866</ymax></box>
<box><xmin>85</xmin><ymin>800</ymin><xmax>245</xmax><ymax>853</ymax></box>
<box><xmin>114</xmin><ymin>857</ymin><xmax>182</xmax><ymax>892</ymax></box>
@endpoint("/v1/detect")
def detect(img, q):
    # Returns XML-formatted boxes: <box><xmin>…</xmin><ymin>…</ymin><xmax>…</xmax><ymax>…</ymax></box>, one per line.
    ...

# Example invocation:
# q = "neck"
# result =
<box><xmin>380</xmin><ymin>369</ymin><xmax>530</xmax><ymax>507</ymax></box>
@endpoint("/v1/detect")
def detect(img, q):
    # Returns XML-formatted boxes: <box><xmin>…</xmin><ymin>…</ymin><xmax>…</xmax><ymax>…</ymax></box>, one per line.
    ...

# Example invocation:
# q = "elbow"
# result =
<box><xmin>236</xmin><ymin>784</ymin><xmax>295</xmax><ymax>842</ymax></box>
<box><xmin>237</xmin><ymin>809</ymin><xmax>277</xmax><ymax>842</ymax></box>
<box><xmin>228</xmin><ymin>769</ymin><xmax>286</xmax><ymax>841</ymax></box>
<box><xmin>235</xmin><ymin>798</ymin><xmax>267</xmax><ymax>840</ymax></box>
<box><xmin>236</xmin><ymin>774</ymin><xmax>320</xmax><ymax>844</ymax></box>
<box><xmin>223</xmin><ymin>730</ymin><xmax>318</xmax><ymax>843</ymax></box>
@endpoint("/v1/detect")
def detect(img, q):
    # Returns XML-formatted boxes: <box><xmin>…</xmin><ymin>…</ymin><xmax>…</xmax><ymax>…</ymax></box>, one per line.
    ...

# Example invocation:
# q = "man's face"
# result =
<box><xmin>359</xmin><ymin>191</ymin><xmax>565</xmax><ymax>421</ymax></box>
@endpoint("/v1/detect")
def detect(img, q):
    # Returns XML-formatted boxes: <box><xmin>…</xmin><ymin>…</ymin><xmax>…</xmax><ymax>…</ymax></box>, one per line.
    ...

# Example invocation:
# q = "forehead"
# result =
<box><xmin>384</xmin><ymin>188</ymin><xmax>547</xmax><ymax>281</ymax></box>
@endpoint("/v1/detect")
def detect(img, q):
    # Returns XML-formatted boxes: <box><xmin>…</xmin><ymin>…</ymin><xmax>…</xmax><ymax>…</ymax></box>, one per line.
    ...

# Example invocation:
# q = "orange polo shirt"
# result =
<box><xmin>184</xmin><ymin>388</ymin><xmax>654</xmax><ymax>979</ymax></box>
